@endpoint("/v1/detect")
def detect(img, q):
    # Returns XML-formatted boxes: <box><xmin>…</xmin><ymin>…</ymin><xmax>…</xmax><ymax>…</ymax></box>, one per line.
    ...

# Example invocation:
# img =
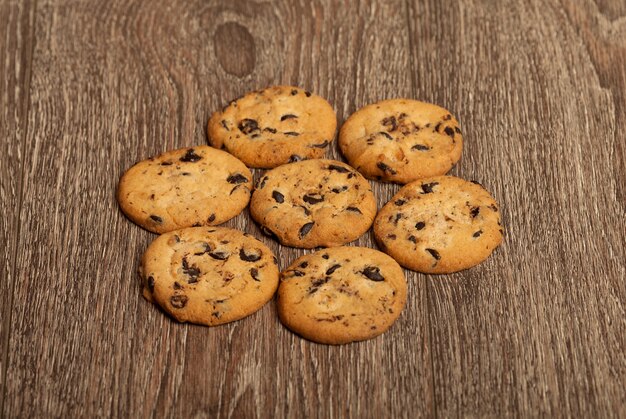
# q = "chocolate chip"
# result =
<box><xmin>221</xmin><ymin>120</ymin><xmax>228</xmax><ymax>130</ymax></box>
<box><xmin>361</xmin><ymin>266</ymin><xmax>384</xmax><ymax>281</ymax></box>
<box><xmin>381</xmin><ymin>116</ymin><xmax>398</xmax><ymax>132</ymax></box>
<box><xmin>489</xmin><ymin>204</ymin><xmax>498</xmax><ymax>212</ymax></box>
<box><xmin>412</xmin><ymin>144</ymin><xmax>430</xmax><ymax>151</ymax></box>
<box><xmin>394</xmin><ymin>213</ymin><xmax>403</xmax><ymax>224</ymax></box>
<box><xmin>194</xmin><ymin>242</ymin><xmax>210</xmax><ymax>256</ymax></box>
<box><xmin>272</xmin><ymin>190</ymin><xmax>284</xmax><ymax>203</ymax></box>
<box><xmin>284</xmin><ymin>131</ymin><xmax>300</xmax><ymax>136</ymax></box>
<box><xmin>305</xmin><ymin>91</ymin><xmax>311</xmax><ymax>97</ymax></box>
<box><xmin>147</xmin><ymin>276</ymin><xmax>155</xmax><ymax>292</ymax></box>
<box><xmin>161</xmin><ymin>161</ymin><xmax>173</xmax><ymax>166</ymax></box>
<box><xmin>326</xmin><ymin>264</ymin><xmax>341</xmax><ymax>275</ymax></box>
<box><xmin>227</xmin><ymin>173</ymin><xmax>249</xmax><ymax>184</ymax></box>
<box><xmin>328</xmin><ymin>164</ymin><xmax>349</xmax><ymax>173</ymax></box>
<box><xmin>303</xmin><ymin>194</ymin><xmax>324</xmax><ymax>204</ymax></box>
<box><xmin>395</xmin><ymin>199</ymin><xmax>406</xmax><ymax>206</ymax></box>
<box><xmin>322</xmin><ymin>254</ymin><xmax>329</xmax><ymax>259</ymax></box>
<box><xmin>238</xmin><ymin>118</ymin><xmax>259</xmax><ymax>135</ymax></box>
<box><xmin>250</xmin><ymin>268</ymin><xmax>260</xmax><ymax>281</ymax></box>
<box><xmin>379</xmin><ymin>131</ymin><xmax>393</xmax><ymax>140</ymax></box>
<box><xmin>182</xmin><ymin>257</ymin><xmax>201</xmax><ymax>282</ymax></box>
<box><xmin>415</xmin><ymin>221</ymin><xmax>425</xmax><ymax>230</ymax></box>
<box><xmin>240</xmin><ymin>248</ymin><xmax>262</xmax><ymax>262</ymax></box>
<box><xmin>173</xmin><ymin>282</ymin><xmax>182</xmax><ymax>290</ymax></box>
<box><xmin>209</xmin><ymin>251</ymin><xmax>229</xmax><ymax>261</ymax></box>
<box><xmin>426</xmin><ymin>248</ymin><xmax>441</xmax><ymax>260</ymax></box>
<box><xmin>308</xmin><ymin>277</ymin><xmax>330</xmax><ymax>294</ymax></box>
<box><xmin>377</xmin><ymin>162</ymin><xmax>397</xmax><ymax>175</ymax></box>
<box><xmin>291</xmin><ymin>89</ymin><xmax>298</xmax><ymax>95</ymax></box>
<box><xmin>289</xmin><ymin>154</ymin><xmax>302</xmax><ymax>162</ymax></box>
<box><xmin>264</xmin><ymin>127</ymin><xmax>277</xmax><ymax>134</ymax></box>
<box><xmin>473</xmin><ymin>230</ymin><xmax>483</xmax><ymax>238</ymax></box>
<box><xmin>170</xmin><ymin>295</ymin><xmax>188</xmax><ymax>308</ymax></box>
<box><xmin>299</xmin><ymin>222</ymin><xmax>315</xmax><ymax>238</ymax></box>
<box><xmin>443</xmin><ymin>114</ymin><xmax>452</xmax><ymax>121</ymax></box>
<box><xmin>299</xmin><ymin>261</ymin><xmax>308</xmax><ymax>268</ymax></box>
<box><xmin>292</xmin><ymin>270</ymin><xmax>305</xmax><ymax>277</ymax></box>
<box><xmin>421</xmin><ymin>182</ymin><xmax>439</xmax><ymax>194</ymax></box>
<box><xmin>455</xmin><ymin>127</ymin><xmax>462</xmax><ymax>134</ymax></box>
<box><xmin>444</xmin><ymin>126</ymin><xmax>455</xmax><ymax>137</ymax></box>
<box><xmin>408</xmin><ymin>235</ymin><xmax>417</xmax><ymax>243</ymax></box>
<box><xmin>181</xmin><ymin>172</ymin><xmax>191</xmax><ymax>176</ymax></box>
<box><xmin>192</xmin><ymin>222</ymin><xmax>201</xmax><ymax>227</ymax></box>
<box><xmin>434</xmin><ymin>122</ymin><xmax>442</xmax><ymax>132</ymax></box>
<box><xmin>281</xmin><ymin>114</ymin><xmax>298</xmax><ymax>121</ymax></box>
<box><xmin>150</xmin><ymin>215</ymin><xmax>163</xmax><ymax>223</ymax></box>
<box><xmin>470</xmin><ymin>207</ymin><xmax>480</xmax><ymax>218</ymax></box>
<box><xmin>346</xmin><ymin>207</ymin><xmax>362</xmax><ymax>214</ymax></box>
<box><xmin>180</xmin><ymin>148</ymin><xmax>202</xmax><ymax>162</ymax></box>
<box><xmin>332</xmin><ymin>186</ymin><xmax>348</xmax><ymax>193</ymax></box>
<box><xmin>208</xmin><ymin>214</ymin><xmax>216</xmax><ymax>223</ymax></box>
<box><xmin>310</xmin><ymin>140</ymin><xmax>329</xmax><ymax>148</ymax></box>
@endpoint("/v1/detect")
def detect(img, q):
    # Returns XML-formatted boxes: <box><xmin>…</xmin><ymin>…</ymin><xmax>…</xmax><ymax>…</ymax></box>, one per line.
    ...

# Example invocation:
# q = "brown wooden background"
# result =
<box><xmin>1</xmin><ymin>0</ymin><xmax>625</xmax><ymax>417</ymax></box>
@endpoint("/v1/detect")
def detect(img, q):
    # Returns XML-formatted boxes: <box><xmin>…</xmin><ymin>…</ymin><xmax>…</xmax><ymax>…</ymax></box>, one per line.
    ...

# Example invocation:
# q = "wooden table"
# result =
<box><xmin>1</xmin><ymin>0</ymin><xmax>624</xmax><ymax>417</ymax></box>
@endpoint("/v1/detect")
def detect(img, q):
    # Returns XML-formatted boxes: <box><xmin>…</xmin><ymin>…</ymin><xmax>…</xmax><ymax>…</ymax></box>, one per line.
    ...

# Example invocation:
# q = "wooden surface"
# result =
<box><xmin>1</xmin><ymin>0</ymin><xmax>624</xmax><ymax>417</ymax></box>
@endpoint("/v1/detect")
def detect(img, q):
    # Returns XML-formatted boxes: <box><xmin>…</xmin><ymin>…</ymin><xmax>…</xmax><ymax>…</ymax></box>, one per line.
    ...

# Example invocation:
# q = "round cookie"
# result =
<box><xmin>277</xmin><ymin>246</ymin><xmax>407</xmax><ymax>344</ymax></box>
<box><xmin>208</xmin><ymin>86</ymin><xmax>337</xmax><ymax>168</ymax></box>
<box><xmin>339</xmin><ymin>99</ymin><xmax>463</xmax><ymax>183</ymax></box>
<box><xmin>139</xmin><ymin>226</ymin><xmax>279</xmax><ymax>326</ymax></box>
<box><xmin>249</xmin><ymin>159</ymin><xmax>377</xmax><ymax>248</ymax></box>
<box><xmin>374</xmin><ymin>176</ymin><xmax>503</xmax><ymax>273</ymax></box>
<box><xmin>117</xmin><ymin>145</ymin><xmax>252</xmax><ymax>234</ymax></box>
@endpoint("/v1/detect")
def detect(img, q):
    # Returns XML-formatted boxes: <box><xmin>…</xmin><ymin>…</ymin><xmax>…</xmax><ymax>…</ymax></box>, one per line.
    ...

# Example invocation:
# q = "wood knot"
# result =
<box><xmin>214</xmin><ymin>22</ymin><xmax>255</xmax><ymax>77</ymax></box>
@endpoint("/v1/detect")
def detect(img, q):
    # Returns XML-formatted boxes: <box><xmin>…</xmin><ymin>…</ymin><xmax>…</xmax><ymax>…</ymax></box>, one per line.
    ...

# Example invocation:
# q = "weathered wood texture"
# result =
<box><xmin>1</xmin><ymin>0</ymin><xmax>624</xmax><ymax>417</ymax></box>
<box><xmin>0</xmin><ymin>0</ymin><xmax>36</xmax><ymax>415</ymax></box>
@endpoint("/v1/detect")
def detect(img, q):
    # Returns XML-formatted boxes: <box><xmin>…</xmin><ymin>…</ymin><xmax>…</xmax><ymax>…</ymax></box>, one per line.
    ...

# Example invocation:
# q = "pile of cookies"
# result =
<box><xmin>117</xmin><ymin>86</ymin><xmax>503</xmax><ymax>344</ymax></box>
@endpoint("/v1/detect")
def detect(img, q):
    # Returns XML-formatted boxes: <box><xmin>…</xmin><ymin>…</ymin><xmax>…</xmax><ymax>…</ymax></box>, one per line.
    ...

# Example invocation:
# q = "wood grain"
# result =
<box><xmin>407</xmin><ymin>0</ymin><xmax>626</xmax><ymax>416</ymax></box>
<box><xmin>0</xmin><ymin>0</ymin><xmax>36</xmax><ymax>415</ymax></box>
<box><xmin>1</xmin><ymin>0</ymin><xmax>624</xmax><ymax>417</ymax></box>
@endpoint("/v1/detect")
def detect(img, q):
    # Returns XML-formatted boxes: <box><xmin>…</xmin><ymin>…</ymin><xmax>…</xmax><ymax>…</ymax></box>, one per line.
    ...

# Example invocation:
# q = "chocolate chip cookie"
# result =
<box><xmin>374</xmin><ymin>176</ymin><xmax>503</xmax><ymax>273</ymax></box>
<box><xmin>208</xmin><ymin>86</ymin><xmax>337</xmax><ymax>168</ymax></box>
<box><xmin>117</xmin><ymin>145</ymin><xmax>252</xmax><ymax>234</ymax></box>
<box><xmin>339</xmin><ymin>99</ymin><xmax>463</xmax><ymax>183</ymax></box>
<box><xmin>249</xmin><ymin>159</ymin><xmax>377</xmax><ymax>248</ymax></box>
<box><xmin>277</xmin><ymin>246</ymin><xmax>407</xmax><ymax>344</ymax></box>
<box><xmin>140</xmin><ymin>226</ymin><xmax>279</xmax><ymax>326</ymax></box>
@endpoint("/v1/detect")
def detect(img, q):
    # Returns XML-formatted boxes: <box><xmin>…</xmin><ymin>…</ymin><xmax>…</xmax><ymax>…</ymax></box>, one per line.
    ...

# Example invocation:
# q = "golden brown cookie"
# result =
<box><xmin>249</xmin><ymin>159</ymin><xmax>377</xmax><ymax>248</ymax></box>
<box><xmin>140</xmin><ymin>226</ymin><xmax>279</xmax><ymax>326</ymax></box>
<box><xmin>374</xmin><ymin>176</ymin><xmax>503</xmax><ymax>273</ymax></box>
<box><xmin>277</xmin><ymin>246</ymin><xmax>407</xmax><ymax>344</ymax></box>
<box><xmin>117</xmin><ymin>145</ymin><xmax>252</xmax><ymax>234</ymax></box>
<box><xmin>208</xmin><ymin>86</ymin><xmax>337</xmax><ymax>168</ymax></box>
<box><xmin>339</xmin><ymin>99</ymin><xmax>463</xmax><ymax>183</ymax></box>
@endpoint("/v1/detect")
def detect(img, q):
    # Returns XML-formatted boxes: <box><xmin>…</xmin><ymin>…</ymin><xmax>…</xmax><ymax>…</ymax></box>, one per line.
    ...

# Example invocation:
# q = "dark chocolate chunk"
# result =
<box><xmin>192</xmin><ymin>222</ymin><xmax>202</xmax><ymax>227</ymax></box>
<box><xmin>331</xmin><ymin>186</ymin><xmax>348</xmax><ymax>193</ymax></box>
<box><xmin>292</xmin><ymin>270</ymin><xmax>305</xmax><ymax>277</ymax></box>
<box><xmin>264</xmin><ymin>127</ymin><xmax>277</xmax><ymax>134</ymax></box>
<box><xmin>208</xmin><ymin>214</ymin><xmax>216</xmax><ymax>223</ymax></box>
<box><xmin>180</xmin><ymin>148</ymin><xmax>202</xmax><ymax>162</ymax></box>
<box><xmin>281</xmin><ymin>114</ymin><xmax>298</xmax><ymax>121</ymax></box>
<box><xmin>272</xmin><ymin>190</ymin><xmax>285</xmax><ymax>203</ymax></box>
<box><xmin>147</xmin><ymin>276</ymin><xmax>155</xmax><ymax>293</ymax></box>
<box><xmin>238</xmin><ymin>118</ymin><xmax>259</xmax><ymax>135</ymax></box>
<box><xmin>239</xmin><ymin>248</ymin><xmax>262</xmax><ymax>262</ymax></box>
<box><xmin>173</xmin><ymin>282</ymin><xmax>182</xmax><ymax>290</ymax></box>
<box><xmin>470</xmin><ymin>207</ymin><xmax>480</xmax><ymax>218</ymax></box>
<box><xmin>361</xmin><ymin>266</ymin><xmax>384</xmax><ymax>281</ymax></box>
<box><xmin>408</xmin><ymin>235</ymin><xmax>417</xmax><ymax>243</ymax></box>
<box><xmin>395</xmin><ymin>199</ymin><xmax>406</xmax><ymax>206</ymax></box>
<box><xmin>291</xmin><ymin>89</ymin><xmax>298</xmax><ymax>95</ymax></box>
<box><xmin>289</xmin><ymin>154</ymin><xmax>302</xmax><ymax>162</ymax></box>
<box><xmin>379</xmin><ymin>131</ymin><xmax>393</xmax><ymax>140</ymax></box>
<box><xmin>181</xmin><ymin>172</ymin><xmax>191</xmax><ymax>176</ymax></box>
<box><xmin>299</xmin><ymin>222</ymin><xmax>315</xmax><ymax>238</ymax></box>
<box><xmin>227</xmin><ymin>173</ymin><xmax>249</xmax><ymax>184</ymax></box>
<box><xmin>326</xmin><ymin>264</ymin><xmax>341</xmax><ymax>275</ymax></box>
<box><xmin>346</xmin><ymin>207</ymin><xmax>362</xmax><ymax>214</ymax></box>
<box><xmin>310</xmin><ymin>140</ymin><xmax>329</xmax><ymax>148</ymax></box>
<box><xmin>299</xmin><ymin>261</ymin><xmax>308</xmax><ymax>268</ymax></box>
<box><xmin>161</xmin><ymin>161</ymin><xmax>173</xmax><ymax>166</ymax></box>
<box><xmin>377</xmin><ymin>162</ymin><xmax>397</xmax><ymax>175</ymax></box>
<box><xmin>415</xmin><ymin>221</ymin><xmax>425</xmax><ymax>230</ymax></box>
<box><xmin>381</xmin><ymin>116</ymin><xmax>398</xmax><ymax>132</ymax></box>
<box><xmin>208</xmin><ymin>251</ymin><xmax>229</xmax><ymax>260</ymax></box>
<box><xmin>328</xmin><ymin>164</ymin><xmax>349</xmax><ymax>173</ymax></box>
<box><xmin>303</xmin><ymin>194</ymin><xmax>324</xmax><ymax>204</ymax></box>
<box><xmin>150</xmin><ymin>215</ymin><xmax>163</xmax><ymax>223</ymax></box>
<box><xmin>444</xmin><ymin>126</ymin><xmax>455</xmax><ymax>137</ymax></box>
<box><xmin>305</xmin><ymin>91</ymin><xmax>311</xmax><ymax>97</ymax></box>
<box><xmin>194</xmin><ymin>242</ymin><xmax>210</xmax><ymax>256</ymax></box>
<box><xmin>308</xmin><ymin>277</ymin><xmax>330</xmax><ymax>294</ymax></box>
<box><xmin>284</xmin><ymin>131</ymin><xmax>300</xmax><ymax>136</ymax></box>
<box><xmin>394</xmin><ymin>213</ymin><xmax>403</xmax><ymax>224</ymax></box>
<box><xmin>322</xmin><ymin>254</ymin><xmax>329</xmax><ymax>259</ymax></box>
<box><xmin>250</xmin><ymin>268</ymin><xmax>260</xmax><ymax>281</ymax></box>
<box><xmin>421</xmin><ymin>182</ymin><xmax>439</xmax><ymax>194</ymax></box>
<box><xmin>426</xmin><ymin>248</ymin><xmax>441</xmax><ymax>260</ymax></box>
<box><xmin>299</xmin><ymin>205</ymin><xmax>311</xmax><ymax>216</ymax></box>
<box><xmin>412</xmin><ymin>144</ymin><xmax>430</xmax><ymax>151</ymax></box>
<box><xmin>170</xmin><ymin>295</ymin><xmax>188</xmax><ymax>308</ymax></box>
<box><xmin>434</xmin><ymin>122</ymin><xmax>442</xmax><ymax>132</ymax></box>
<box><xmin>182</xmin><ymin>257</ymin><xmax>201</xmax><ymax>282</ymax></box>
<box><xmin>473</xmin><ymin>230</ymin><xmax>483</xmax><ymax>238</ymax></box>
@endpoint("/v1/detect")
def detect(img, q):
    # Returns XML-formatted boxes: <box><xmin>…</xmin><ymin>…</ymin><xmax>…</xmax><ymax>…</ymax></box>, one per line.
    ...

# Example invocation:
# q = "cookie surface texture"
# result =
<box><xmin>208</xmin><ymin>86</ymin><xmax>337</xmax><ymax>168</ymax></box>
<box><xmin>250</xmin><ymin>159</ymin><xmax>377</xmax><ymax>248</ymax></box>
<box><xmin>339</xmin><ymin>99</ymin><xmax>463</xmax><ymax>183</ymax></box>
<box><xmin>374</xmin><ymin>176</ymin><xmax>503</xmax><ymax>273</ymax></box>
<box><xmin>117</xmin><ymin>145</ymin><xmax>252</xmax><ymax>234</ymax></box>
<box><xmin>277</xmin><ymin>246</ymin><xmax>407</xmax><ymax>344</ymax></box>
<box><xmin>140</xmin><ymin>226</ymin><xmax>279</xmax><ymax>326</ymax></box>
